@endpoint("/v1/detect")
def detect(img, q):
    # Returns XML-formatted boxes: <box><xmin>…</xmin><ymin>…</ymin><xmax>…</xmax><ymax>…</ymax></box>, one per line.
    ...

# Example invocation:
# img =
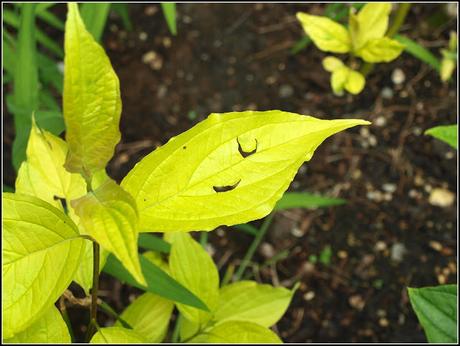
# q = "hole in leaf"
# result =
<box><xmin>213</xmin><ymin>179</ymin><xmax>241</xmax><ymax>193</ymax></box>
<box><xmin>237</xmin><ymin>137</ymin><xmax>258</xmax><ymax>158</ymax></box>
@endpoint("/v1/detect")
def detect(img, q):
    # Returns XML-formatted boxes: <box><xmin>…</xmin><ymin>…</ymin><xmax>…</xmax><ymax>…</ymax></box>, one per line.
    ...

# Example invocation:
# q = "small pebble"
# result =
<box><xmin>139</xmin><ymin>31</ymin><xmax>148</xmax><ymax>41</ymax></box>
<box><xmin>259</xmin><ymin>242</ymin><xmax>275</xmax><ymax>259</ymax></box>
<box><xmin>382</xmin><ymin>183</ymin><xmax>397</xmax><ymax>193</ymax></box>
<box><xmin>349</xmin><ymin>295</ymin><xmax>365</xmax><ymax>310</ymax></box>
<box><xmin>429</xmin><ymin>188</ymin><xmax>455</xmax><ymax>207</ymax></box>
<box><xmin>392</xmin><ymin>68</ymin><xmax>406</xmax><ymax>85</ymax></box>
<box><xmin>303</xmin><ymin>291</ymin><xmax>315</xmax><ymax>301</ymax></box>
<box><xmin>279</xmin><ymin>84</ymin><xmax>294</xmax><ymax>98</ymax></box>
<box><xmin>381</xmin><ymin>87</ymin><xmax>394</xmax><ymax>99</ymax></box>
<box><xmin>375</xmin><ymin>241</ymin><xmax>387</xmax><ymax>252</ymax></box>
<box><xmin>391</xmin><ymin>242</ymin><xmax>406</xmax><ymax>262</ymax></box>
<box><xmin>429</xmin><ymin>240</ymin><xmax>443</xmax><ymax>252</ymax></box>
<box><xmin>375</xmin><ymin>116</ymin><xmax>387</xmax><ymax>127</ymax></box>
<box><xmin>144</xmin><ymin>5</ymin><xmax>158</xmax><ymax>16</ymax></box>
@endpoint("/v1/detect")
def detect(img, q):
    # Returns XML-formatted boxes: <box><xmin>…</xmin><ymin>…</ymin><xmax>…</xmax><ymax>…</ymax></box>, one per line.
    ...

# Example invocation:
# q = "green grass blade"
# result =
<box><xmin>138</xmin><ymin>234</ymin><xmax>171</xmax><ymax>253</ymax></box>
<box><xmin>80</xmin><ymin>3</ymin><xmax>111</xmax><ymax>42</ymax></box>
<box><xmin>111</xmin><ymin>3</ymin><xmax>132</xmax><ymax>31</ymax></box>
<box><xmin>275</xmin><ymin>192</ymin><xmax>346</xmax><ymax>210</ymax></box>
<box><xmin>394</xmin><ymin>34</ymin><xmax>441</xmax><ymax>71</ymax></box>
<box><xmin>161</xmin><ymin>3</ymin><xmax>177</xmax><ymax>36</ymax></box>
<box><xmin>4</xmin><ymin>9</ymin><xmax>63</xmax><ymax>57</ymax></box>
<box><xmin>36</xmin><ymin>7</ymin><xmax>65</xmax><ymax>30</ymax></box>
<box><xmin>233</xmin><ymin>224</ymin><xmax>259</xmax><ymax>236</ymax></box>
<box><xmin>37</xmin><ymin>52</ymin><xmax>63</xmax><ymax>92</ymax></box>
<box><xmin>11</xmin><ymin>3</ymin><xmax>39</xmax><ymax>170</ymax></box>
<box><xmin>103</xmin><ymin>254</ymin><xmax>209</xmax><ymax>311</ymax></box>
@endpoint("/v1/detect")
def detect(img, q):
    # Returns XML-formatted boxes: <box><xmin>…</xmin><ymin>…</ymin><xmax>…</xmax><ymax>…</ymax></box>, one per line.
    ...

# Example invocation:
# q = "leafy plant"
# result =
<box><xmin>296</xmin><ymin>3</ymin><xmax>406</xmax><ymax>95</ymax></box>
<box><xmin>2</xmin><ymin>3</ymin><xmax>370</xmax><ymax>343</ymax></box>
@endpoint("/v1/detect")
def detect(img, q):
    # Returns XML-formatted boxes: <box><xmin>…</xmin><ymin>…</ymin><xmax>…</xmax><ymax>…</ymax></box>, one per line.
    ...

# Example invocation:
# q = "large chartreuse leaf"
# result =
<box><xmin>353</xmin><ymin>3</ymin><xmax>392</xmax><ymax>51</ymax></box>
<box><xmin>117</xmin><ymin>293</ymin><xmax>174</xmax><ymax>343</ymax></box>
<box><xmin>122</xmin><ymin>111</ymin><xmax>369</xmax><ymax>232</ymax></box>
<box><xmin>90</xmin><ymin>327</ymin><xmax>147</xmax><ymax>343</ymax></box>
<box><xmin>4</xmin><ymin>306</ymin><xmax>71</xmax><ymax>343</ymax></box>
<box><xmin>189</xmin><ymin>321</ymin><xmax>282</xmax><ymax>343</ymax></box>
<box><xmin>213</xmin><ymin>281</ymin><xmax>295</xmax><ymax>327</ymax></box>
<box><xmin>166</xmin><ymin>233</ymin><xmax>219</xmax><ymax>326</ymax></box>
<box><xmin>71</xmin><ymin>179</ymin><xmax>146</xmax><ymax>285</ymax></box>
<box><xmin>2</xmin><ymin>193</ymin><xmax>84</xmax><ymax>338</ymax></box>
<box><xmin>15</xmin><ymin>119</ymin><xmax>86</xmax><ymax>207</ymax></box>
<box><xmin>408</xmin><ymin>285</ymin><xmax>457</xmax><ymax>343</ymax></box>
<box><xmin>296</xmin><ymin>13</ymin><xmax>351</xmax><ymax>53</ymax></box>
<box><xmin>63</xmin><ymin>3</ymin><xmax>121</xmax><ymax>176</ymax></box>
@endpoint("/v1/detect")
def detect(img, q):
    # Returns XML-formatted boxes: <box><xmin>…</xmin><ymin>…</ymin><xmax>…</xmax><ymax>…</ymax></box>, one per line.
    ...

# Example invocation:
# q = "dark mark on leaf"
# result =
<box><xmin>237</xmin><ymin>137</ymin><xmax>258</xmax><ymax>158</ymax></box>
<box><xmin>213</xmin><ymin>179</ymin><xmax>241</xmax><ymax>193</ymax></box>
<box><xmin>53</xmin><ymin>195</ymin><xmax>68</xmax><ymax>211</ymax></box>
<box><xmin>183</xmin><ymin>146</ymin><xmax>187</xmax><ymax>149</ymax></box>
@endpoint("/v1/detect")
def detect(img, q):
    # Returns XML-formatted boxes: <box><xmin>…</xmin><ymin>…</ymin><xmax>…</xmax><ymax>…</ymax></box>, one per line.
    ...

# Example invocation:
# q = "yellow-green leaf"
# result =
<box><xmin>354</xmin><ymin>3</ymin><xmax>392</xmax><ymax>50</ymax></box>
<box><xmin>73</xmin><ymin>240</ymin><xmax>109</xmax><ymax>295</ymax></box>
<box><xmin>322</xmin><ymin>56</ymin><xmax>344</xmax><ymax>72</ymax></box>
<box><xmin>90</xmin><ymin>327</ymin><xmax>147</xmax><ymax>344</ymax></box>
<box><xmin>296</xmin><ymin>12</ymin><xmax>351</xmax><ymax>53</ymax></box>
<box><xmin>122</xmin><ymin>111</ymin><xmax>369</xmax><ymax>232</ymax></box>
<box><xmin>441</xmin><ymin>57</ymin><xmax>456</xmax><ymax>82</ymax></box>
<box><xmin>331</xmin><ymin>66</ymin><xmax>348</xmax><ymax>95</ymax></box>
<box><xmin>15</xmin><ymin>119</ymin><xmax>86</xmax><ymax>206</ymax></box>
<box><xmin>71</xmin><ymin>179</ymin><xmax>146</xmax><ymax>286</ymax></box>
<box><xmin>214</xmin><ymin>281</ymin><xmax>294</xmax><ymax>327</ymax></box>
<box><xmin>3</xmin><ymin>193</ymin><xmax>84</xmax><ymax>338</ymax></box>
<box><xmin>166</xmin><ymin>233</ymin><xmax>218</xmax><ymax>326</ymax></box>
<box><xmin>345</xmin><ymin>69</ymin><xmax>365</xmax><ymax>95</ymax></box>
<box><xmin>117</xmin><ymin>293</ymin><xmax>174</xmax><ymax>343</ymax></box>
<box><xmin>63</xmin><ymin>3</ymin><xmax>121</xmax><ymax>176</ymax></box>
<box><xmin>191</xmin><ymin>321</ymin><xmax>282</xmax><ymax>343</ymax></box>
<box><xmin>4</xmin><ymin>306</ymin><xmax>71</xmax><ymax>343</ymax></box>
<box><xmin>357</xmin><ymin>37</ymin><xmax>404</xmax><ymax>63</ymax></box>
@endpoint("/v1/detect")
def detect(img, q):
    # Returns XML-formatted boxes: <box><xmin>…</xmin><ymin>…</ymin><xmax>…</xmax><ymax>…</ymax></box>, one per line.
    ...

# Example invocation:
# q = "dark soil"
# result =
<box><xmin>3</xmin><ymin>3</ymin><xmax>457</xmax><ymax>343</ymax></box>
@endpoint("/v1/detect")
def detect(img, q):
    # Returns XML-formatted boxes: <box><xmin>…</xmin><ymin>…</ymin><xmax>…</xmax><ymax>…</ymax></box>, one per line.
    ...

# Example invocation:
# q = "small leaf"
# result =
<box><xmin>190</xmin><ymin>321</ymin><xmax>282</xmax><ymax>343</ymax></box>
<box><xmin>357</xmin><ymin>37</ymin><xmax>405</xmax><ymax>63</ymax></box>
<box><xmin>345</xmin><ymin>69</ymin><xmax>365</xmax><ymax>95</ymax></box>
<box><xmin>408</xmin><ymin>285</ymin><xmax>457</xmax><ymax>343</ymax></box>
<box><xmin>296</xmin><ymin>12</ymin><xmax>351</xmax><ymax>53</ymax></box>
<box><xmin>425</xmin><ymin>124</ymin><xmax>457</xmax><ymax>149</ymax></box>
<box><xmin>4</xmin><ymin>306</ymin><xmax>71</xmax><ymax>343</ymax></box>
<box><xmin>331</xmin><ymin>66</ymin><xmax>349</xmax><ymax>95</ymax></box>
<box><xmin>354</xmin><ymin>3</ymin><xmax>392</xmax><ymax>50</ymax></box>
<box><xmin>275</xmin><ymin>192</ymin><xmax>346</xmax><ymax>210</ymax></box>
<box><xmin>214</xmin><ymin>281</ymin><xmax>295</xmax><ymax>327</ymax></box>
<box><xmin>322</xmin><ymin>56</ymin><xmax>344</xmax><ymax>72</ymax></box>
<box><xmin>166</xmin><ymin>233</ymin><xmax>219</xmax><ymax>326</ymax></box>
<box><xmin>72</xmin><ymin>180</ymin><xmax>146</xmax><ymax>285</ymax></box>
<box><xmin>63</xmin><ymin>3</ymin><xmax>121</xmax><ymax>176</ymax></box>
<box><xmin>440</xmin><ymin>57</ymin><xmax>456</xmax><ymax>82</ymax></box>
<box><xmin>103</xmin><ymin>254</ymin><xmax>208</xmax><ymax>311</ymax></box>
<box><xmin>117</xmin><ymin>293</ymin><xmax>174</xmax><ymax>343</ymax></box>
<box><xmin>90</xmin><ymin>327</ymin><xmax>147</xmax><ymax>344</ymax></box>
<box><xmin>3</xmin><ymin>193</ymin><xmax>84</xmax><ymax>338</ymax></box>
<box><xmin>15</xmin><ymin>119</ymin><xmax>86</xmax><ymax>206</ymax></box>
<box><xmin>122</xmin><ymin>111</ymin><xmax>369</xmax><ymax>232</ymax></box>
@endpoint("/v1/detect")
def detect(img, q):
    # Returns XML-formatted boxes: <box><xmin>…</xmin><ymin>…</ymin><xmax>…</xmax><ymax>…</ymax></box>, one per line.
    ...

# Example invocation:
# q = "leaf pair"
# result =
<box><xmin>167</xmin><ymin>233</ymin><xmax>295</xmax><ymax>343</ymax></box>
<box><xmin>297</xmin><ymin>3</ymin><xmax>405</xmax><ymax>95</ymax></box>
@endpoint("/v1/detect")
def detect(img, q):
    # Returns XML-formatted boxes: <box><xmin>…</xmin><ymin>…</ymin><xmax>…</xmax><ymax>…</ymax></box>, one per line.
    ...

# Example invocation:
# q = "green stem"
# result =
<box><xmin>98</xmin><ymin>299</ymin><xmax>133</xmax><ymax>329</ymax></box>
<box><xmin>199</xmin><ymin>232</ymin><xmax>208</xmax><ymax>249</ymax></box>
<box><xmin>86</xmin><ymin>241</ymin><xmax>100</xmax><ymax>341</ymax></box>
<box><xmin>171</xmin><ymin>313</ymin><xmax>183</xmax><ymax>342</ymax></box>
<box><xmin>360</xmin><ymin>3</ymin><xmax>411</xmax><ymax>77</ymax></box>
<box><xmin>233</xmin><ymin>213</ymin><xmax>275</xmax><ymax>281</ymax></box>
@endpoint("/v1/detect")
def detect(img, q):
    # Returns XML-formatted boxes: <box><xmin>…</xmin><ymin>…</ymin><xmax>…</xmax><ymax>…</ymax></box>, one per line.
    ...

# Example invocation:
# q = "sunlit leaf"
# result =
<box><xmin>322</xmin><ymin>56</ymin><xmax>344</xmax><ymax>72</ymax></box>
<box><xmin>3</xmin><ymin>193</ymin><xmax>84</xmax><ymax>338</ymax></box>
<box><xmin>63</xmin><ymin>3</ymin><xmax>121</xmax><ymax>176</ymax></box>
<box><xmin>4</xmin><ymin>306</ymin><xmax>70</xmax><ymax>343</ymax></box>
<box><xmin>354</xmin><ymin>3</ymin><xmax>392</xmax><ymax>50</ymax></box>
<box><xmin>122</xmin><ymin>111</ymin><xmax>369</xmax><ymax>232</ymax></box>
<box><xmin>71</xmin><ymin>180</ymin><xmax>146</xmax><ymax>285</ymax></box>
<box><xmin>425</xmin><ymin>124</ymin><xmax>457</xmax><ymax>149</ymax></box>
<box><xmin>357</xmin><ymin>37</ymin><xmax>404</xmax><ymax>63</ymax></box>
<box><xmin>90</xmin><ymin>327</ymin><xmax>147</xmax><ymax>343</ymax></box>
<box><xmin>296</xmin><ymin>12</ymin><xmax>351</xmax><ymax>53</ymax></box>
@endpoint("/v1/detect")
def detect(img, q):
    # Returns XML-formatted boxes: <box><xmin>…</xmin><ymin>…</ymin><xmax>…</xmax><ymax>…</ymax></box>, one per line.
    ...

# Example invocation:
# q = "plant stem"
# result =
<box><xmin>98</xmin><ymin>299</ymin><xmax>132</xmax><ymax>329</ymax></box>
<box><xmin>86</xmin><ymin>241</ymin><xmax>100</xmax><ymax>341</ymax></box>
<box><xmin>171</xmin><ymin>313</ymin><xmax>183</xmax><ymax>342</ymax></box>
<box><xmin>360</xmin><ymin>3</ymin><xmax>412</xmax><ymax>77</ymax></box>
<box><xmin>233</xmin><ymin>213</ymin><xmax>275</xmax><ymax>281</ymax></box>
<box><xmin>199</xmin><ymin>231</ymin><xmax>208</xmax><ymax>249</ymax></box>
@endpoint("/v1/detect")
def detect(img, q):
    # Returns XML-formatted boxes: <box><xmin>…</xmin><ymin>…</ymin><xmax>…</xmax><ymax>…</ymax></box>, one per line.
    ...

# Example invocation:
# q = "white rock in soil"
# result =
<box><xmin>391</xmin><ymin>242</ymin><xmax>406</xmax><ymax>262</ymax></box>
<box><xmin>392</xmin><ymin>68</ymin><xmax>406</xmax><ymax>85</ymax></box>
<box><xmin>382</xmin><ymin>183</ymin><xmax>397</xmax><ymax>193</ymax></box>
<box><xmin>381</xmin><ymin>87</ymin><xmax>394</xmax><ymax>99</ymax></box>
<box><xmin>279</xmin><ymin>84</ymin><xmax>294</xmax><ymax>98</ymax></box>
<box><xmin>429</xmin><ymin>188</ymin><xmax>455</xmax><ymax>207</ymax></box>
